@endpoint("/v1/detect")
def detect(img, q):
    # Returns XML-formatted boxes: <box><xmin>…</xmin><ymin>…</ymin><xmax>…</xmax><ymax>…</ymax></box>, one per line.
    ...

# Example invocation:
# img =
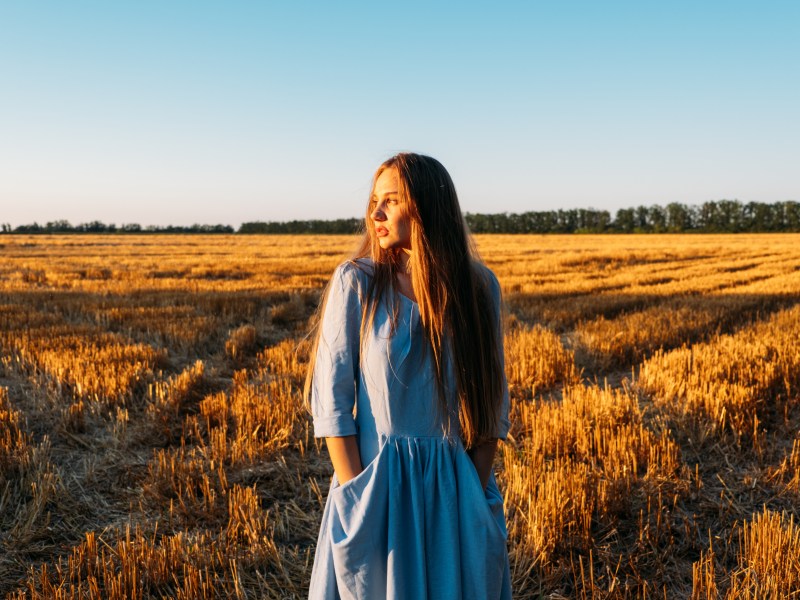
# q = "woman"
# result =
<box><xmin>306</xmin><ymin>153</ymin><xmax>511</xmax><ymax>599</ymax></box>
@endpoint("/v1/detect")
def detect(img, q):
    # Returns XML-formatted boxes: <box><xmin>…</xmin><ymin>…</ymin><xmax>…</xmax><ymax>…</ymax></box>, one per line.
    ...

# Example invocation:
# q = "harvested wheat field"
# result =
<box><xmin>1</xmin><ymin>233</ymin><xmax>800</xmax><ymax>599</ymax></box>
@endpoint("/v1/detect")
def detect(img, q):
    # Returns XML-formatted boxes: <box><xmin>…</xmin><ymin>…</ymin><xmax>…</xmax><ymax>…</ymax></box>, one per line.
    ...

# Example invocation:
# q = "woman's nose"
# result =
<box><xmin>371</xmin><ymin>203</ymin><xmax>386</xmax><ymax>221</ymax></box>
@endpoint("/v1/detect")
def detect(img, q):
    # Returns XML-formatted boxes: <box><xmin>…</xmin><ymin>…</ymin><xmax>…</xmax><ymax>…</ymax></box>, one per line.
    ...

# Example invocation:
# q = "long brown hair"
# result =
<box><xmin>305</xmin><ymin>152</ymin><xmax>504</xmax><ymax>448</ymax></box>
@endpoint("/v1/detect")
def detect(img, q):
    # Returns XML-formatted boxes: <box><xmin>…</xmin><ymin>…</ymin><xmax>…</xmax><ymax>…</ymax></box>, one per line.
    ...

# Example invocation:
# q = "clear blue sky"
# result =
<box><xmin>1</xmin><ymin>1</ymin><xmax>797</xmax><ymax>227</ymax></box>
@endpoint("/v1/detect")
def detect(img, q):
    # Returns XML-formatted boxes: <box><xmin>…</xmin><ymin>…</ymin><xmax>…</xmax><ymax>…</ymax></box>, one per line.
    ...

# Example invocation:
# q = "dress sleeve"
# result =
<box><xmin>311</xmin><ymin>263</ymin><xmax>362</xmax><ymax>438</ymax></box>
<box><xmin>490</xmin><ymin>271</ymin><xmax>511</xmax><ymax>440</ymax></box>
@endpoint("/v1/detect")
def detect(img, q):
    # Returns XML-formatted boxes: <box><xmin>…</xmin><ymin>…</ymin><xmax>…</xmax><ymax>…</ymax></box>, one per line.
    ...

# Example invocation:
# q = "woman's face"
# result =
<box><xmin>370</xmin><ymin>167</ymin><xmax>411</xmax><ymax>251</ymax></box>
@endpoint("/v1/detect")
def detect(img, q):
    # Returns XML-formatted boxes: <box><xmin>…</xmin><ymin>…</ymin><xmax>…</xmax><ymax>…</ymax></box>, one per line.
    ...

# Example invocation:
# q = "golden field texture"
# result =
<box><xmin>1</xmin><ymin>233</ymin><xmax>800</xmax><ymax>598</ymax></box>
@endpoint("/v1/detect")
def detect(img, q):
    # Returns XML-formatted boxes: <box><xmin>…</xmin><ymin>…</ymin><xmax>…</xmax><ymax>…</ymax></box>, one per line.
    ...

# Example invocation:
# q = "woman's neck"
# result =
<box><xmin>398</xmin><ymin>249</ymin><xmax>412</xmax><ymax>273</ymax></box>
<box><xmin>395</xmin><ymin>250</ymin><xmax>416</xmax><ymax>302</ymax></box>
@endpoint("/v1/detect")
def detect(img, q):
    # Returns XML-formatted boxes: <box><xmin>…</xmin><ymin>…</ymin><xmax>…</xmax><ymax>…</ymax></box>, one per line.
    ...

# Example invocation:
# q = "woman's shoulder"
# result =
<box><xmin>471</xmin><ymin>261</ymin><xmax>501</xmax><ymax>299</ymax></box>
<box><xmin>334</xmin><ymin>257</ymin><xmax>375</xmax><ymax>281</ymax></box>
<box><xmin>329</xmin><ymin>258</ymin><xmax>374</xmax><ymax>302</ymax></box>
<box><xmin>350</xmin><ymin>257</ymin><xmax>376</xmax><ymax>276</ymax></box>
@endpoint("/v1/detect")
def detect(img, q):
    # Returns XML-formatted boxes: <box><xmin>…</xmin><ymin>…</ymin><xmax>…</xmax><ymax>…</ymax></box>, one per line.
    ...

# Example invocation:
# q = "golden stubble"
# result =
<box><xmin>0</xmin><ymin>233</ymin><xmax>799</xmax><ymax>598</ymax></box>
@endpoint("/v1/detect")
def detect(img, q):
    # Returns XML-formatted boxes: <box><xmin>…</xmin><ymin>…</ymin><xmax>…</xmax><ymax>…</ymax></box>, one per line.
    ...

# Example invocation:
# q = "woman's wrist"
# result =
<box><xmin>325</xmin><ymin>435</ymin><xmax>363</xmax><ymax>485</ymax></box>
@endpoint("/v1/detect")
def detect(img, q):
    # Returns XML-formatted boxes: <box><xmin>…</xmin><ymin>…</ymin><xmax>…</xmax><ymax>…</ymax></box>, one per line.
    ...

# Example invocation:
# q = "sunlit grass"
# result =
<box><xmin>1</xmin><ymin>233</ymin><xmax>799</xmax><ymax>597</ymax></box>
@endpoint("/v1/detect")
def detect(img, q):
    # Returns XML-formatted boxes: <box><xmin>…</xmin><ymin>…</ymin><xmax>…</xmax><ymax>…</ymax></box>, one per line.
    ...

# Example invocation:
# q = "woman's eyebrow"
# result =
<box><xmin>372</xmin><ymin>189</ymin><xmax>399</xmax><ymax>200</ymax></box>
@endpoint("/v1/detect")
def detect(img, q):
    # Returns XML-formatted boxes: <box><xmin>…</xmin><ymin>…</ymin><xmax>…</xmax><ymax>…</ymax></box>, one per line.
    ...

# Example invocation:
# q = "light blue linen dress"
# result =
<box><xmin>308</xmin><ymin>258</ymin><xmax>512</xmax><ymax>600</ymax></box>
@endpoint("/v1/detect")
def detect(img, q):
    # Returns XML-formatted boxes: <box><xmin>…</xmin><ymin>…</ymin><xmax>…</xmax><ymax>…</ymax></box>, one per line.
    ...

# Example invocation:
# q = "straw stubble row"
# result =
<box><xmin>1</xmin><ymin>233</ymin><xmax>800</xmax><ymax>598</ymax></box>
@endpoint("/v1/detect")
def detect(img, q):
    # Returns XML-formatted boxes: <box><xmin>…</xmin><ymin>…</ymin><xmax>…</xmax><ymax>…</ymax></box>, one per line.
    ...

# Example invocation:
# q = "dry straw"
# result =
<box><xmin>1</xmin><ymin>233</ymin><xmax>799</xmax><ymax>597</ymax></box>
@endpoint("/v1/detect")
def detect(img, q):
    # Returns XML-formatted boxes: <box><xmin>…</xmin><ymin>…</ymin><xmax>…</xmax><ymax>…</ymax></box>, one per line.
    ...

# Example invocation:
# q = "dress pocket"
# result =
<box><xmin>333</xmin><ymin>448</ymin><xmax>380</xmax><ymax>497</ymax></box>
<box><xmin>330</xmin><ymin>444</ymin><xmax>386</xmax><ymax>550</ymax></box>
<box><xmin>454</xmin><ymin>449</ymin><xmax>508</xmax><ymax>595</ymax></box>
<box><xmin>329</xmin><ymin>445</ymin><xmax>389</xmax><ymax>594</ymax></box>
<box><xmin>483</xmin><ymin>473</ymin><xmax>509</xmax><ymax>540</ymax></box>
<box><xmin>460</xmin><ymin>452</ymin><xmax>508</xmax><ymax>543</ymax></box>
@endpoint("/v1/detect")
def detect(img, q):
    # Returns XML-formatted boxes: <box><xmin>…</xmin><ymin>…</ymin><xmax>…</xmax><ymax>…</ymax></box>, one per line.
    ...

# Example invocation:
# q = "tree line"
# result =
<box><xmin>2</xmin><ymin>200</ymin><xmax>799</xmax><ymax>235</ymax></box>
<box><xmin>0</xmin><ymin>220</ymin><xmax>234</xmax><ymax>234</ymax></box>
<box><xmin>238</xmin><ymin>218</ymin><xmax>361</xmax><ymax>234</ymax></box>
<box><xmin>465</xmin><ymin>200</ymin><xmax>800</xmax><ymax>233</ymax></box>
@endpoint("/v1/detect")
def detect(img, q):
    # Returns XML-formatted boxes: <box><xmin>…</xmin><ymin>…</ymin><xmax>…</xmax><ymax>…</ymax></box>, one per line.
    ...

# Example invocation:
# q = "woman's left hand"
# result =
<box><xmin>468</xmin><ymin>438</ymin><xmax>499</xmax><ymax>490</ymax></box>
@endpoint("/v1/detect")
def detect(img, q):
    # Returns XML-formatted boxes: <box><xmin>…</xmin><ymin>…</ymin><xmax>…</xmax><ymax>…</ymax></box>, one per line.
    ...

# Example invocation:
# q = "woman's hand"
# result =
<box><xmin>325</xmin><ymin>436</ymin><xmax>363</xmax><ymax>485</ymax></box>
<box><xmin>468</xmin><ymin>438</ymin><xmax>499</xmax><ymax>490</ymax></box>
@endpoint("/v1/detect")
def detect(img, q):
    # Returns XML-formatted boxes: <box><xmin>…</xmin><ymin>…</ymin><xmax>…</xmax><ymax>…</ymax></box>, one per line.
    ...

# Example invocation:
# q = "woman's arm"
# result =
<box><xmin>326</xmin><ymin>435</ymin><xmax>363</xmax><ymax>485</ymax></box>
<box><xmin>468</xmin><ymin>438</ymin><xmax>499</xmax><ymax>490</ymax></box>
<box><xmin>311</xmin><ymin>264</ymin><xmax>364</xmax><ymax>481</ymax></box>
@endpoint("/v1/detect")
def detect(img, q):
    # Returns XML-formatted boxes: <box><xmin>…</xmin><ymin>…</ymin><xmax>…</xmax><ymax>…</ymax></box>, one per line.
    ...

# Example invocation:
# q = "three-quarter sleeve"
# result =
<box><xmin>311</xmin><ymin>263</ymin><xmax>363</xmax><ymax>438</ymax></box>
<box><xmin>489</xmin><ymin>271</ymin><xmax>511</xmax><ymax>440</ymax></box>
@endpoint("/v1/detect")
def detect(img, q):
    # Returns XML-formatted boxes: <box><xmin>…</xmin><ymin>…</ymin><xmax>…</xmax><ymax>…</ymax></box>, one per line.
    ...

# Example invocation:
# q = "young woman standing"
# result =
<box><xmin>306</xmin><ymin>153</ymin><xmax>511</xmax><ymax>599</ymax></box>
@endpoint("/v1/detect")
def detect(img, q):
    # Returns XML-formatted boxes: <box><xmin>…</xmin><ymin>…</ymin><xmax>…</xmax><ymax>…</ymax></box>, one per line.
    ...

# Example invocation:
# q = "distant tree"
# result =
<box><xmin>577</xmin><ymin>209</ymin><xmax>592</xmax><ymax>232</ymax></box>
<box><xmin>648</xmin><ymin>206</ymin><xmax>667</xmax><ymax>233</ymax></box>
<box><xmin>46</xmin><ymin>220</ymin><xmax>74</xmax><ymax>233</ymax></box>
<box><xmin>556</xmin><ymin>209</ymin><xmax>578</xmax><ymax>233</ymax></box>
<box><xmin>79</xmin><ymin>220</ymin><xmax>108</xmax><ymax>233</ymax></box>
<box><xmin>14</xmin><ymin>222</ymin><xmax>43</xmax><ymax>233</ymax></box>
<box><xmin>781</xmin><ymin>201</ymin><xmax>800</xmax><ymax>231</ymax></box>
<box><xmin>598</xmin><ymin>210</ymin><xmax>612</xmax><ymax>232</ymax></box>
<box><xmin>666</xmin><ymin>203</ymin><xmax>693</xmax><ymax>232</ymax></box>
<box><xmin>717</xmin><ymin>200</ymin><xmax>744</xmax><ymax>232</ymax></box>
<box><xmin>614</xmin><ymin>208</ymin><xmax>636</xmax><ymax>233</ymax></box>
<box><xmin>696</xmin><ymin>201</ymin><xmax>717</xmax><ymax>232</ymax></box>
<box><xmin>573</xmin><ymin>209</ymin><xmax>610</xmax><ymax>233</ymax></box>
<box><xmin>743</xmin><ymin>201</ymin><xmax>772</xmax><ymax>232</ymax></box>
<box><xmin>464</xmin><ymin>213</ymin><xmax>485</xmax><ymax>233</ymax></box>
<box><xmin>634</xmin><ymin>205</ymin><xmax>651</xmax><ymax>232</ymax></box>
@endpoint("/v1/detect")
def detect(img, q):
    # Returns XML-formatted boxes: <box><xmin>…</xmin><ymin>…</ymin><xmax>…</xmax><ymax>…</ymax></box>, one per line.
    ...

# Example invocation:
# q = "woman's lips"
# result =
<box><xmin>376</xmin><ymin>226</ymin><xmax>388</xmax><ymax>237</ymax></box>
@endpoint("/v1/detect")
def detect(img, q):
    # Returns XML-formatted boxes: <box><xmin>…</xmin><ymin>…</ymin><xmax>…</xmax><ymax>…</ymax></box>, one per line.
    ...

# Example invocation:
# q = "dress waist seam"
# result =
<box><xmin>377</xmin><ymin>432</ymin><xmax>462</xmax><ymax>442</ymax></box>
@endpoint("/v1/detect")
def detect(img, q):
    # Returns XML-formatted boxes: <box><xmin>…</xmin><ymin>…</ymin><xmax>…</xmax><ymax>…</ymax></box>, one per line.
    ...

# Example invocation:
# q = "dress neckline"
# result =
<box><xmin>397</xmin><ymin>291</ymin><xmax>418</xmax><ymax>307</ymax></box>
<box><xmin>351</xmin><ymin>258</ymin><xmax>418</xmax><ymax>307</ymax></box>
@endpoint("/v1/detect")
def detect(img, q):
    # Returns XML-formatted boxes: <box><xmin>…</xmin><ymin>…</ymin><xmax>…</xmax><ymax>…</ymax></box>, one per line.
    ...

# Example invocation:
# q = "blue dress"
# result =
<box><xmin>308</xmin><ymin>258</ymin><xmax>512</xmax><ymax>600</ymax></box>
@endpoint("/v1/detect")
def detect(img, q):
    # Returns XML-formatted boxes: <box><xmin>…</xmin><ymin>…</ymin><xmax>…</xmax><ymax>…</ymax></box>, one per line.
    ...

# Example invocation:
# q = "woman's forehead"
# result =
<box><xmin>374</xmin><ymin>167</ymin><xmax>399</xmax><ymax>196</ymax></box>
